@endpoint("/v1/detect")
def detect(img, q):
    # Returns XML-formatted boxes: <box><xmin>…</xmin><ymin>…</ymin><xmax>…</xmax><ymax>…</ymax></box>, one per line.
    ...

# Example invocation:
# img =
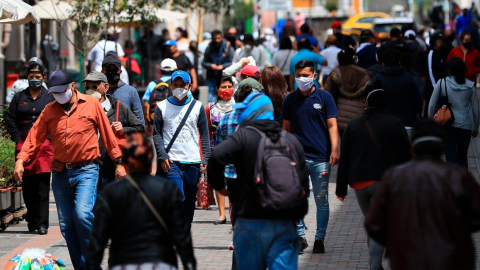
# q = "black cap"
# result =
<box><xmin>102</xmin><ymin>55</ymin><xmax>121</xmax><ymax>68</ymax></box>
<box><xmin>430</xmin><ymin>32</ymin><xmax>444</xmax><ymax>45</ymax></box>
<box><xmin>48</xmin><ymin>70</ymin><xmax>73</xmax><ymax>93</ymax></box>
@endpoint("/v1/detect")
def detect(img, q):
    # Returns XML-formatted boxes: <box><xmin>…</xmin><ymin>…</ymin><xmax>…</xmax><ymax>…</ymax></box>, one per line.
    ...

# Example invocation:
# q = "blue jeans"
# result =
<box><xmin>413</xmin><ymin>75</ymin><xmax>425</xmax><ymax>99</ymax></box>
<box><xmin>158</xmin><ymin>163</ymin><xmax>200</xmax><ymax>228</ymax></box>
<box><xmin>234</xmin><ymin>218</ymin><xmax>299</xmax><ymax>270</ymax></box>
<box><xmin>445</xmin><ymin>126</ymin><xmax>472</xmax><ymax>169</ymax></box>
<box><xmin>51</xmin><ymin>163</ymin><xmax>99</xmax><ymax>270</ymax></box>
<box><xmin>207</xmin><ymin>78</ymin><xmax>217</xmax><ymax>102</ymax></box>
<box><xmin>297</xmin><ymin>161</ymin><xmax>330</xmax><ymax>241</ymax></box>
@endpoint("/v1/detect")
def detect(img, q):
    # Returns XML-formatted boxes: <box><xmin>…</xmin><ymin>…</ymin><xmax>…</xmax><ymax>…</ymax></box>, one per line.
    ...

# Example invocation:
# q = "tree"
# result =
<box><xmin>222</xmin><ymin>0</ymin><xmax>254</xmax><ymax>33</ymax></box>
<box><xmin>167</xmin><ymin>0</ymin><xmax>231</xmax><ymax>42</ymax></box>
<box><xmin>326</xmin><ymin>0</ymin><xmax>338</xmax><ymax>18</ymax></box>
<box><xmin>41</xmin><ymin>0</ymin><xmax>161</xmax><ymax>88</ymax></box>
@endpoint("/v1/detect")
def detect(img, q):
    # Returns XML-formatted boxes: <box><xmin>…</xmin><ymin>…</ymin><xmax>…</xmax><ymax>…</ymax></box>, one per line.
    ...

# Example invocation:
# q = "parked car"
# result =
<box><xmin>342</xmin><ymin>12</ymin><xmax>390</xmax><ymax>36</ymax></box>
<box><xmin>371</xmin><ymin>17</ymin><xmax>416</xmax><ymax>36</ymax></box>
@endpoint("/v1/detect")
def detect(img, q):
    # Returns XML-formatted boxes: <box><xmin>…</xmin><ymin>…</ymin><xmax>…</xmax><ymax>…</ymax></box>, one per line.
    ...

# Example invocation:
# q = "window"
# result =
<box><xmin>356</xmin><ymin>17</ymin><xmax>376</xmax><ymax>23</ymax></box>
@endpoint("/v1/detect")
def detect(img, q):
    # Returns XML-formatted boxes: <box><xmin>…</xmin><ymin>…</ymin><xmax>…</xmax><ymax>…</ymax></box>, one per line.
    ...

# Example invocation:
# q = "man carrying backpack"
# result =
<box><xmin>142</xmin><ymin>58</ymin><xmax>176</xmax><ymax>123</ymax></box>
<box><xmin>208</xmin><ymin>93</ymin><xmax>310</xmax><ymax>270</ymax></box>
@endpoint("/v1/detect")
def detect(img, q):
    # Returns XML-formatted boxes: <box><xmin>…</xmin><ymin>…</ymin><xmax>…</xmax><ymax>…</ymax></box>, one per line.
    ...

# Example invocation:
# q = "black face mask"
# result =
<box><xmin>464</xmin><ymin>41</ymin><xmax>473</xmax><ymax>49</ymax></box>
<box><xmin>212</xmin><ymin>41</ymin><xmax>222</xmax><ymax>48</ymax></box>
<box><xmin>28</xmin><ymin>78</ymin><xmax>43</xmax><ymax>91</ymax></box>
<box><xmin>106</xmin><ymin>71</ymin><xmax>121</xmax><ymax>85</ymax></box>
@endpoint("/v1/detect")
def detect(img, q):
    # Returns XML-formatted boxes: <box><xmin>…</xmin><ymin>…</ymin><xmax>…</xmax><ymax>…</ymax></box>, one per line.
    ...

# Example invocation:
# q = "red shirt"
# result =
<box><xmin>446</xmin><ymin>46</ymin><xmax>480</xmax><ymax>82</ymax></box>
<box><xmin>18</xmin><ymin>90</ymin><xmax>121</xmax><ymax>164</ymax></box>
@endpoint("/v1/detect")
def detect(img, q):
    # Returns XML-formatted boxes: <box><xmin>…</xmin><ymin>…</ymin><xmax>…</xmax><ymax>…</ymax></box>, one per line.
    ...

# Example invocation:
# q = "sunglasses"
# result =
<box><xmin>85</xmin><ymin>84</ymin><xmax>100</xmax><ymax>91</ymax></box>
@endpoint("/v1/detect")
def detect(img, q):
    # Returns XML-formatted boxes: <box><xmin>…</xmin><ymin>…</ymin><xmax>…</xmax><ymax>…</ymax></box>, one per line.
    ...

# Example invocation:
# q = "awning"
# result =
<box><xmin>0</xmin><ymin>0</ymin><xmax>40</xmax><ymax>24</ymax></box>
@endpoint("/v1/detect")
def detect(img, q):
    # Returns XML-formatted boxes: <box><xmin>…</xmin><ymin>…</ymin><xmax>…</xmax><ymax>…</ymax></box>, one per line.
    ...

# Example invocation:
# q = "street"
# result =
<box><xmin>2</xmin><ymin>136</ymin><xmax>480</xmax><ymax>270</ymax></box>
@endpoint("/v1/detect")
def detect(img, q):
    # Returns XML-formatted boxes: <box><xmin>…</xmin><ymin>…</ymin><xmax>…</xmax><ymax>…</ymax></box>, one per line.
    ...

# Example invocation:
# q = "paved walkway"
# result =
<box><xmin>2</xmin><ymin>139</ymin><xmax>480</xmax><ymax>269</ymax></box>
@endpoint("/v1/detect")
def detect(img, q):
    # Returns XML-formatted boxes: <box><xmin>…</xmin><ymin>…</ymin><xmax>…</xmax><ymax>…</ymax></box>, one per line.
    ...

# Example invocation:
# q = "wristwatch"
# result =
<box><xmin>115</xmin><ymin>158</ymin><xmax>123</xmax><ymax>165</ymax></box>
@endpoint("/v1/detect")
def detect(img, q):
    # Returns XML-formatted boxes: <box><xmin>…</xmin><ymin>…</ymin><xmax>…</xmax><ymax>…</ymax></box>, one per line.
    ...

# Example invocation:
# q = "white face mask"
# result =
<box><xmin>173</xmin><ymin>87</ymin><xmax>189</xmax><ymax>100</ymax></box>
<box><xmin>244</xmin><ymin>44</ymin><xmax>253</xmax><ymax>51</ymax></box>
<box><xmin>54</xmin><ymin>88</ymin><xmax>73</xmax><ymax>104</ymax></box>
<box><xmin>295</xmin><ymin>75</ymin><xmax>316</xmax><ymax>91</ymax></box>
<box><xmin>86</xmin><ymin>90</ymin><xmax>102</xmax><ymax>101</ymax></box>
<box><xmin>174</xmin><ymin>32</ymin><xmax>181</xmax><ymax>39</ymax></box>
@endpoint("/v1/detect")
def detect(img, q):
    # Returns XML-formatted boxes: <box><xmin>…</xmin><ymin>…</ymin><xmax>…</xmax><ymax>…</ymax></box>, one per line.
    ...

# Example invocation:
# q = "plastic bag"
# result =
<box><xmin>31</xmin><ymin>259</ymin><xmax>44</xmax><ymax>270</ymax></box>
<box><xmin>3</xmin><ymin>255</ymin><xmax>21</xmax><ymax>270</ymax></box>
<box><xmin>196</xmin><ymin>170</ymin><xmax>216</xmax><ymax>209</ymax></box>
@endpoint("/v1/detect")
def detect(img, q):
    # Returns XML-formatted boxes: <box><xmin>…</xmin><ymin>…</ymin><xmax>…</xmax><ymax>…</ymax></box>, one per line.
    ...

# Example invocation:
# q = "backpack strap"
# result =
<box><xmin>165</xmin><ymin>99</ymin><xmax>197</xmax><ymax>153</ymax></box>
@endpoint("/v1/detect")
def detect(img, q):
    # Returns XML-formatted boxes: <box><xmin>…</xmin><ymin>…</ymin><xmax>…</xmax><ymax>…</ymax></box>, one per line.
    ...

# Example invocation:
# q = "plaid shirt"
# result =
<box><xmin>217</xmin><ymin>109</ymin><xmax>240</xmax><ymax>179</ymax></box>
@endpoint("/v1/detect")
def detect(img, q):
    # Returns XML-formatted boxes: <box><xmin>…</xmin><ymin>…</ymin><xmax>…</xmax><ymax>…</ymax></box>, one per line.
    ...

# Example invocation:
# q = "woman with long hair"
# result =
<box><xmin>272</xmin><ymin>37</ymin><xmax>296</xmax><ymax>91</ymax></box>
<box><xmin>174</xmin><ymin>27</ymin><xmax>190</xmax><ymax>53</ymax></box>
<box><xmin>428</xmin><ymin>57</ymin><xmax>480</xmax><ymax>168</ymax></box>
<box><xmin>205</xmin><ymin>76</ymin><xmax>236</xmax><ymax>224</ymax></box>
<box><xmin>324</xmin><ymin>47</ymin><xmax>371</xmax><ymax>137</ymax></box>
<box><xmin>260</xmin><ymin>66</ymin><xmax>288</xmax><ymax>125</ymax></box>
<box><xmin>336</xmin><ymin>87</ymin><xmax>411</xmax><ymax>270</ymax></box>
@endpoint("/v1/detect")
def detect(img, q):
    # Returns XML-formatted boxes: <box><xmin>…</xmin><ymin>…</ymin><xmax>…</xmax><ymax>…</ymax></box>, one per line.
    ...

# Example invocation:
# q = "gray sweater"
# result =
<box><xmin>107</xmin><ymin>81</ymin><xmax>145</xmax><ymax>125</ymax></box>
<box><xmin>428</xmin><ymin>76</ymin><xmax>480</xmax><ymax>132</ymax></box>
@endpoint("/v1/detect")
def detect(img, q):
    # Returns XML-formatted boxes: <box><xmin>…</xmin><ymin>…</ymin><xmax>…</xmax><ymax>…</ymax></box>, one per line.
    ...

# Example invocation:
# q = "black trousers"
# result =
<box><xmin>22</xmin><ymin>172</ymin><xmax>51</xmax><ymax>229</ymax></box>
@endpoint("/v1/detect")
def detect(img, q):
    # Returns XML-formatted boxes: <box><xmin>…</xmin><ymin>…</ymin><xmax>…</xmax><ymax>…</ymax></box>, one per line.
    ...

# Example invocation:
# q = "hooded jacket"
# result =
<box><xmin>428</xmin><ymin>76</ymin><xmax>480</xmax><ymax>131</ymax></box>
<box><xmin>336</xmin><ymin>108</ymin><xmax>411</xmax><ymax>197</ymax></box>
<box><xmin>365</xmin><ymin>158</ymin><xmax>480</xmax><ymax>270</ymax></box>
<box><xmin>407</xmin><ymin>39</ymin><xmax>427</xmax><ymax>76</ymax></box>
<box><xmin>446</xmin><ymin>46</ymin><xmax>480</xmax><ymax>82</ymax></box>
<box><xmin>371</xmin><ymin>66</ymin><xmax>422</xmax><ymax>127</ymax></box>
<box><xmin>324</xmin><ymin>64</ymin><xmax>370</xmax><ymax>131</ymax></box>
<box><xmin>207</xmin><ymin>120</ymin><xmax>310</xmax><ymax>220</ymax></box>
<box><xmin>356</xmin><ymin>44</ymin><xmax>378</xmax><ymax>69</ymax></box>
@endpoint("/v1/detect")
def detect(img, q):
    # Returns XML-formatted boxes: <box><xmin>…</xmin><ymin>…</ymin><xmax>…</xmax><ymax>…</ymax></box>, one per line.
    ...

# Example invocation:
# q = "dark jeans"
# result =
<box><xmin>22</xmin><ymin>172</ymin><xmax>51</xmax><ymax>230</ymax></box>
<box><xmin>97</xmin><ymin>167</ymin><xmax>116</xmax><ymax>194</ymax></box>
<box><xmin>158</xmin><ymin>163</ymin><xmax>200</xmax><ymax>229</ymax></box>
<box><xmin>445</xmin><ymin>126</ymin><xmax>472</xmax><ymax>169</ymax></box>
<box><xmin>355</xmin><ymin>182</ymin><xmax>384</xmax><ymax>270</ymax></box>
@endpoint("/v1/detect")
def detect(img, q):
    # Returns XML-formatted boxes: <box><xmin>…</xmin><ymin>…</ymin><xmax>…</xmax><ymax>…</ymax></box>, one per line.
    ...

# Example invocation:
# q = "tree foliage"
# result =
<box><xmin>222</xmin><ymin>0</ymin><xmax>254</xmax><ymax>32</ymax></box>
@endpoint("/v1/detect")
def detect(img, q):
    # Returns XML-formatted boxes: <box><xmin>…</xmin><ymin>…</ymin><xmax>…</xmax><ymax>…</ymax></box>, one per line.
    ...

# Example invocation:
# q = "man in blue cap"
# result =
<box><xmin>153</xmin><ymin>70</ymin><xmax>209</xmax><ymax>229</ymax></box>
<box><xmin>14</xmin><ymin>70</ymin><xmax>125</xmax><ymax>269</ymax></box>
<box><xmin>165</xmin><ymin>40</ymin><xmax>198</xmax><ymax>94</ymax></box>
<box><xmin>208</xmin><ymin>92</ymin><xmax>309</xmax><ymax>269</ymax></box>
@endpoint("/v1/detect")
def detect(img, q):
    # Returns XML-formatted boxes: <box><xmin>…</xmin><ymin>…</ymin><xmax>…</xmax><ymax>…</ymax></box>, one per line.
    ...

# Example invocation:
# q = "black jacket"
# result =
<box><xmin>5</xmin><ymin>87</ymin><xmax>55</xmax><ymax>142</ymax></box>
<box><xmin>371</xmin><ymin>66</ymin><xmax>423</xmax><ymax>127</ymax></box>
<box><xmin>99</xmin><ymin>95</ymin><xmax>144</xmax><ymax>170</ymax></box>
<box><xmin>407</xmin><ymin>39</ymin><xmax>427</xmax><ymax>77</ymax></box>
<box><xmin>366</xmin><ymin>159</ymin><xmax>480</xmax><ymax>270</ymax></box>
<box><xmin>207</xmin><ymin>120</ymin><xmax>310</xmax><ymax>220</ymax></box>
<box><xmin>85</xmin><ymin>173</ymin><xmax>196</xmax><ymax>269</ymax></box>
<box><xmin>336</xmin><ymin>109</ymin><xmax>412</xmax><ymax>197</ymax></box>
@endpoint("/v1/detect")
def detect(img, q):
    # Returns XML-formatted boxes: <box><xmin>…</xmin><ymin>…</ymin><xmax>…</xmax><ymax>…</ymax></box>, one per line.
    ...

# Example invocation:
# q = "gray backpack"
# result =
<box><xmin>247</xmin><ymin>126</ymin><xmax>304</xmax><ymax>212</ymax></box>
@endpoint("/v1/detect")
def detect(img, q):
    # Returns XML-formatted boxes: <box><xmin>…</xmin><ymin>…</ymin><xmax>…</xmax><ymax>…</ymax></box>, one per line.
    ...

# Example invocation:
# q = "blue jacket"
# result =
<box><xmin>107</xmin><ymin>81</ymin><xmax>145</xmax><ymax>125</ymax></box>
<box><xmin>357</xmin><ymin>44</ymin><xmax>378</xmax><ymax>69</ymax></box>
<box><xmin>202</xmin><ymin>39</ymin><xmax>234</xmax><ymax>79</ymax></box>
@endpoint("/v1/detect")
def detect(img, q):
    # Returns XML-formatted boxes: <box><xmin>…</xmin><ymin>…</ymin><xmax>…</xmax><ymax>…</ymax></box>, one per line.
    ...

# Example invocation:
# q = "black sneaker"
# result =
<box><xmin>298</xmin><ymin>237</ymin><xmax>308</xmax><ymax>254</ymax></box>
<box><xmin>312</xmin><ymin>239</ymin><xmax>325</xmax><ymax>253</ymax></box>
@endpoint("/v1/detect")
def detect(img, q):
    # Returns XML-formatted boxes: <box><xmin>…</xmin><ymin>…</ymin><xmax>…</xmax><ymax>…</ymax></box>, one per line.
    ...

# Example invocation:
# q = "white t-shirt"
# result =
<box><xmin>87</xmin><ymin>40</ymin><xmax>125</xmax><ymax>71</ymax></box>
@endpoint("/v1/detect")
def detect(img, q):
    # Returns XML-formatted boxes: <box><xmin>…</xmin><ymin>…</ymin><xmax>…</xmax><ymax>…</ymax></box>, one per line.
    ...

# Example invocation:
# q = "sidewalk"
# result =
<box><xmin>2</xmin><ymin>139</ymin><xmax>480</xmax><ymax>269</ymax></box>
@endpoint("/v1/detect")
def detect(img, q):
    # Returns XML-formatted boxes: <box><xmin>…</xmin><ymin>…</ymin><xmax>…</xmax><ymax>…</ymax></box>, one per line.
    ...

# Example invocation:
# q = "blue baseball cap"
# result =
<box><xmin>171</xmin><ymin>70</ymin><xmax>191</xmax><ymax>84</ymax></box>
<box><xmin>164</xmin><ymin>40</ymin><xmax>177</xmax><ymax>46</ymax></box>
<box><xmin>48</xmin><ymin>70</ymin><xmax>73</xmax><ymax>93</ymax></box>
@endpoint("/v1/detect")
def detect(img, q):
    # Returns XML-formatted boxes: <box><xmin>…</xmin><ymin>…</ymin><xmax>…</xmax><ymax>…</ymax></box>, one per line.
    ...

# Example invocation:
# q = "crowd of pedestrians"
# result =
<box><xmin>6</xmin><ymin>15</ymin><xmax>480</xmax><ymax>270</ymax></box>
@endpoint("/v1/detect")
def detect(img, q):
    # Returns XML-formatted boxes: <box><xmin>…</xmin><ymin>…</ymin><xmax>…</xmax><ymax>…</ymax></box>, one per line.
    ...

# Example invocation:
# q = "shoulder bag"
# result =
<box><xmin>434</xmin><ymin>78</ymin><xmax>455</xmax><ymax>126</ymax></box>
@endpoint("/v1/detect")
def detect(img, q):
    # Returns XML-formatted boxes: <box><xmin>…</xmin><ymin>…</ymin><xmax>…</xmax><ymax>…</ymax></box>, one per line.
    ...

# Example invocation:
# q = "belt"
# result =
<box><xmin>51</xmin><ymin>159</ymin><xmax>98</xmax><ymax>172</ymax></box>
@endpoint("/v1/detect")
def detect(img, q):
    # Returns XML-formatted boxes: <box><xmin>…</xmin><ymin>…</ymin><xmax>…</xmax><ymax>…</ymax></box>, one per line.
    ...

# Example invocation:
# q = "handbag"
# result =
<box><xmin>434</xmin><ymin>78</ymin><xmax>455</xmax><ymax>126</ymax></box>
<box><xmin>114</xmin><ymin>100</ymin><xmax>126</xmax><ymax>149</ymax></box>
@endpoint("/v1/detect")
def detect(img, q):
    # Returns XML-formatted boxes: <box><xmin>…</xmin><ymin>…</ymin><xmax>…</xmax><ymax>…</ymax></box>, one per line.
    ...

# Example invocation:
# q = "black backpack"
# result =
<box><xmin>247</xmin><ymin>126</ymin><xmax>305</xmax><ymax>213</ymax></box>
<box><xmin>147</xmin><ymin>79</ymin><xmax>172</xmax><ymax>124</ymax></box>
